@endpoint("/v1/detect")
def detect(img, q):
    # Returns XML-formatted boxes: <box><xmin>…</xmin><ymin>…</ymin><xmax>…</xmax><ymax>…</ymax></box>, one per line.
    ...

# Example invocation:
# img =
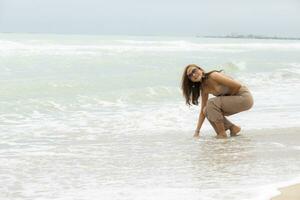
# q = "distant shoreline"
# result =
<box><xmin>201</xmin><ymin>34</ymin><xmax>300</xmax><ymax>41</ymax></box>
<box><xmin>0</xmin><ymin>32</ymin><xmax>299</xmax><ymax>40</ymax></box>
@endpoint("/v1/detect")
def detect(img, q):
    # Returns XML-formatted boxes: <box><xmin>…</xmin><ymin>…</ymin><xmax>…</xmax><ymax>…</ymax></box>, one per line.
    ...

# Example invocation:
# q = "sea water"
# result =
<box><xmin>0</xmin><ymin>33</ymin><xmax>300</xmax><ymax>200</ymax></box>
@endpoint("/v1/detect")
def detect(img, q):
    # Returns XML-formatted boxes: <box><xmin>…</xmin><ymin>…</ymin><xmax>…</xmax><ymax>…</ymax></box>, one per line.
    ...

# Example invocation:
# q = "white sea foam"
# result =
<box><xmin>291</xmin><ymin>146</ymin><xmax>300</xmax><ymax>150</ymax></box>
<box><xmin>1</xmin><ymin>34</ymin><xmax>300</xmax><ymax>200</ymax></box>
<box><xmin>1</xmin><ymin>39</ymin><xmax>300</xmax><ymax>56</ymax></box>
<box><xmin>270</xmin><ymin>142</ymin><xmax>286</xmax><ymax>148</ymax></box>
<box><xmin>263</xmin><ymin>177</ymin><xmax>300</xmax><ymax>200</ymax></box>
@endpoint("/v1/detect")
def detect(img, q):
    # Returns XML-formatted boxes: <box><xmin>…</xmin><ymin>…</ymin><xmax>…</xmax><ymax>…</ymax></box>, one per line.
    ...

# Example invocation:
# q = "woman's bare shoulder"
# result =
<box><xmin>209</xmin><ymin>71</ymin><xmax>225</xmax><ymax>78</ymax></box>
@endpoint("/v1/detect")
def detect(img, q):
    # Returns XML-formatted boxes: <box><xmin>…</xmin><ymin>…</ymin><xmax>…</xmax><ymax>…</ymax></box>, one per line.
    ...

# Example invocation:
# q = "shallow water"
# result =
<box><xmin>1</xmin><ymin>128</ymin><xmax>300</xmax><ymax>200</ymax></box>
<box><xmin>0</xmin><ymin>33</ymin><xmax>300</xmax><ymax>200</ymax></box>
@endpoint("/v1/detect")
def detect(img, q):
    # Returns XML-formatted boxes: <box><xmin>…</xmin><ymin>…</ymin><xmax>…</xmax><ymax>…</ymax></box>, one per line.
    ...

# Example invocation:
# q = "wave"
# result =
<box><xmin>1</xmin><ymin>65</ymin><xmax>300</xmax><ymax>104</ymax></box>
<box><xmin>1</xmin><ymin>39</ymin><xmax>300</xmax><ymax>56</ymax></box>
<box><xmin>238</xmin><ymin>65</ymin><xmax>300</xmax><ymax>87</ymax></box>
<box><xmin>220</xmin><ymin>61</ymin><xmax>247</xmax><ymax>72</ymax></box>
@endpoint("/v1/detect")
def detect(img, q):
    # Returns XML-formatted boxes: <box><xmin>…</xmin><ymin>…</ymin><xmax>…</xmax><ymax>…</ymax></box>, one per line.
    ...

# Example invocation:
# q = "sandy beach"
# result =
<box><xmin>271</xmin><ymin>183</ymin><xmax>300</xmax><ymax>200</ymax></box>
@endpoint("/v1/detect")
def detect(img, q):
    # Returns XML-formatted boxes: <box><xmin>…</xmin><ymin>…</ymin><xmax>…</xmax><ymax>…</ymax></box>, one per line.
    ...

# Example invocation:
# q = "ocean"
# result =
<box><xmin>0</xmin><ymin>33</ymin><xmax>300</xmax><ymax>200</ymax></box>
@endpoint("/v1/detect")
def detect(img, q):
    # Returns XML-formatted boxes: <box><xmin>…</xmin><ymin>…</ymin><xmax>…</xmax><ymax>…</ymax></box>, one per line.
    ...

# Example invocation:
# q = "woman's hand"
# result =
<box><xmin>193</xmin><ymin>130</ymin><xmax>200</xmax><ymax>139</ymax></box>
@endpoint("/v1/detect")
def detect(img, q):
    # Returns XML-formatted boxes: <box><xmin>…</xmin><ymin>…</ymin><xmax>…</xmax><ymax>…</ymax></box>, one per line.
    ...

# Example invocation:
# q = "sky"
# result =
<box><xmin>0</xmin><ymin>0</ymin><xmax>299</xmax><ymax>37</ymax></box>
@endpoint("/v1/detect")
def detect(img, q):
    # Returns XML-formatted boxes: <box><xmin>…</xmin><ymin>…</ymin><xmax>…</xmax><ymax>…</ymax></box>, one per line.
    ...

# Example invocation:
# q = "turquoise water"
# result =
<box><xmin>0</xmin><ymin>33</ymin><xmax>300</xmax><ymax>200</ymax></box>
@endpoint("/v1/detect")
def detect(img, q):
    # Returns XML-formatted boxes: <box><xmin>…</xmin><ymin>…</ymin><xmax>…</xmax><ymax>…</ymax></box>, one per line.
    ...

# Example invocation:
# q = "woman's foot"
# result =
<box><xmin>214</xmin><ymin>121</ymin><xmax>227</xmax><ymax>139</ymax></box>
<box><xmin>215</xmin><ymin>134</ymin><xmax>227</xmax><ymax>139</ymax></box>
<box><xmin>230</xmin><ymin>125</ymin><xmax>241</xmax><ymax>137</ymax></box>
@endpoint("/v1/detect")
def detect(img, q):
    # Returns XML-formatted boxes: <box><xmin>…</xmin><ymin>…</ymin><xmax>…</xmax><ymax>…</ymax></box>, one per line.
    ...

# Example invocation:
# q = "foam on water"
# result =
<box><xmin>1</xmin><ymin>33</ymin><xmax>300</xmax><ymax>200</ymax></box>
<box><xmin>1</xmin><ymin>127</ymin><xmax>300</xmax><ymax>200</ymax></box>
<box><xmin>1</xmin><ymin>35</ymin><xmax>300</xmax><ymax>57</ymax></box>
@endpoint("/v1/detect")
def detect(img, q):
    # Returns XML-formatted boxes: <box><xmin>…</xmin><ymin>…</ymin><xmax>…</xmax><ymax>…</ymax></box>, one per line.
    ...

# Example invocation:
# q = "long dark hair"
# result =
<box><xmin>181</xmin><ymin>64</ymin><xmax>222</xmax><ymax>106</ymax></box>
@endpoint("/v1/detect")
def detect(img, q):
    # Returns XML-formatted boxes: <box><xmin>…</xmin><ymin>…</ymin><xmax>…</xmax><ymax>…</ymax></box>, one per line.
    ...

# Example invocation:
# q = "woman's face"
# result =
<box><xmin>186</xmin><ymin>67</ymin><xmax>204</xmax><ymax>82</ymax></box>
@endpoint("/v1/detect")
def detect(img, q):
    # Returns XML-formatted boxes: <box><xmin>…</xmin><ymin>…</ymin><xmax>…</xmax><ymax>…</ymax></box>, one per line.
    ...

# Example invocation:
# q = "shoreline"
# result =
<box><xmin>271</xmin><ymin>183</ymin><xmax>300</xmax><ymax>200</ymax></box>
<box><xmin>202</xmin><ymin>35</ymin><xmax>300</xmax><ymax>41</ymax></box>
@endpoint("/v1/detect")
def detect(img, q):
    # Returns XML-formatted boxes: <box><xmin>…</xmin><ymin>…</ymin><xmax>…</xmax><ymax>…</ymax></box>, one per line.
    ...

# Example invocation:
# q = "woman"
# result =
<box><xmin>181</xmin><ymin>64</ymin><xmax>254</xmax><ymax>139</ymax></box>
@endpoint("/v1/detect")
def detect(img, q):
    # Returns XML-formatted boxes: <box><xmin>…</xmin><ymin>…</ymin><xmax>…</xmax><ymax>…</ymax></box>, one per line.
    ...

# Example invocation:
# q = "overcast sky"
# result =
<box><xmin>0</xmin><ymin>0</ymin><xmax>299</xmax><ymax>37</ymax></box>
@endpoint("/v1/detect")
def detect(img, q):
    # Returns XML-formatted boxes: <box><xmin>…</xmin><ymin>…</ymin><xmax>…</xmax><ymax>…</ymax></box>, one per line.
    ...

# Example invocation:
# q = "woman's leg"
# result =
<box><xmin>205</xmin><ymin>89</ymin><xmax>253</xmax><ymax>137</ymax></box>
<box><xmin>204</xmin><ymin>106</ymin><xmax>234</xmax><ymax>132</ymax></box>
<box><xmin>206</xmin><ymin>116</ymin><xmax>234</xmax><ymax>132</ymax></box>
<box><xmin>207</xmin><ymin>117</ymin><xmax>241</xmax><ymax>137</ymax></box>
<box><xmin>214</xmin><ymin>121</ymin><xmax>227</xmax><ymax>138</ymax></box>
<box><xmin>205</xmin><ymin>99</ymin><xmax>228</xmax><ymax>138</ymax></box>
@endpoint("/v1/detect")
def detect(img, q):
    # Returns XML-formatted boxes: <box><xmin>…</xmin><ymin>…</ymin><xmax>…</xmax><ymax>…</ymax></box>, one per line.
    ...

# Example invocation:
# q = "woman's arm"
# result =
<box><xmin>210</xmin><ymin>72</ymin><xmax>242</xmax><ymax>95</ymax></box>
<box><xmin>194</xmin><ymin>92</ymin><xmax>208</xmax><ymax>137</ymax></box>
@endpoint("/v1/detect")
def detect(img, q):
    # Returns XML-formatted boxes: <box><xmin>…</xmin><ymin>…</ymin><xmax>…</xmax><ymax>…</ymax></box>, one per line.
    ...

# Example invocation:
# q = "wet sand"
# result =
<box><xmin>271</xmin><ymin>183</ymin><xmax>300</xmax><ymax>200</ymax></box>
